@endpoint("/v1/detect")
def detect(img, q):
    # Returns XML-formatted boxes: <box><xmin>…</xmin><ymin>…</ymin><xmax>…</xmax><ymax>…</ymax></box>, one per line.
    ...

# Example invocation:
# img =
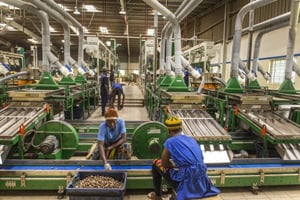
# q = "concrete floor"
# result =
<box><xmin>2</xmin><ymin>84</ymin><xmax>300</xmax><ymax>199</ymax></box>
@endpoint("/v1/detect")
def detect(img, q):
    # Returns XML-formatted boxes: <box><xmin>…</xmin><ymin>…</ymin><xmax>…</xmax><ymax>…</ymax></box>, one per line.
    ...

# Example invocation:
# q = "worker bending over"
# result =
<box><xmin>148</xmin><ymin>116</ymin><xmax>220</xmax><ymax>200</ymax></box>
<box><xmin>97</xmin><ymin>108</ymin><xmax>127</xmax><ymax>170</ymax></box>
<box><xmin>110</xmin><ymin>82</ymin><xmax>125</xmax><ymax>110</ymax></box>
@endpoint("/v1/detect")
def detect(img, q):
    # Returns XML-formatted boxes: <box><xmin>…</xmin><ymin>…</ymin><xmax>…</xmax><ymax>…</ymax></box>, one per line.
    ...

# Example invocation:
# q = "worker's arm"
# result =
<box><xmin>98</xmin><ymin>141</ymin><xmax>108</xmax><ymax>164</ymax></box>
<box><xmin>106</xmin><ymin>133</ymin><xmax>126</xmax><ymax>151</ymax></box>
<box><xmin>161</xmin><ymin>148</ymin><xmax>176</xmax><ymax>168</ymax></box>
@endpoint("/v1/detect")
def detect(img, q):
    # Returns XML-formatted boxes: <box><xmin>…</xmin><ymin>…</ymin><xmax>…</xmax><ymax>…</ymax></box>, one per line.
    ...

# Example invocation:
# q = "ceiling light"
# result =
<box><xmin>119</xmin><ymin>10</ymin><xmax>126</xmax><ymax>15</ymax></box>
<box><xmin>58</xmin><ymin>4</ymin><xmax>71</xmax><ymax>11</ymax></box>
<box><xmin>28</xmin><ymin>38</ymin><xmax>38</xmax><ymax>44</ymax></box>
<box><xmin>83</xmin><ymin>5</ymin><xmax>101</xmax><ymax>13</ymax></box>
<box><xmin>73</xmin><ymin>7</ymin><xmax>80</xmax><ymax>15</ymax></box>
<box><xmin>73</xmin><ymin>0</ymin><xmax>80</xmax><ymax>15</ymax></box>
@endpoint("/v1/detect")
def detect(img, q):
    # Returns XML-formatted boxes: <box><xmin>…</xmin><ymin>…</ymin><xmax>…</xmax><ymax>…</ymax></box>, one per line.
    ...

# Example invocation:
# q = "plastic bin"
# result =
<box><xmin>66</xmin><ymin>171</ymin><xmax>127</xmax><ymax>200</ymax></box>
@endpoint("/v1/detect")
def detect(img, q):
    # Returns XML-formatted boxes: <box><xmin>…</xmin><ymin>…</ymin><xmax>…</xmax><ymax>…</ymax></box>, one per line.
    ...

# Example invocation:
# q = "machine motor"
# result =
<box><xmin>39</xmin><ymin>135</ymin><xmax>59</xmax><ymax>154</ymax></box>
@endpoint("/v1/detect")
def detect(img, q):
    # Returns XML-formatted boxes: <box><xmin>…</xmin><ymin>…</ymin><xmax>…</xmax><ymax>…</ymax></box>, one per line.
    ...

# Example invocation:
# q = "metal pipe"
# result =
<box><xmin>230</xmin><ymin>0</ymin><xmax>277</xmax><ymax>78</ymax></box>
<box><xmin>253</xmin><ymin>22</ymin><xmax>290</xmax><ymax>80</ymax></box>
<box><xmin>143</xmin><ymin>0</ymin><xmax>182</xmax><ymax>75</ymax></box>
<box><xmin>243</xmin><ymin>12</ymin><xmax>291</xmax><ymax>32</ymax></box>
<box><xmin>285</xmin><ymin>0</ymin><xmax>300</xmax><ymax>80</ymax></box>
<box><xmin>1</xmin><ymin>0</ymin><xmax>68</xmax><ymax>75</ymax></box>
<box><xmin>31</xmin><ymin>0</ymin><xmax>87</xmax><ymax>75</ymax></box>
<box><xmin>164</xmin><ymin>0</ymin><xmax>204</xmax><ymax>77</ymax></box>
<box><xmin>159</xmin><ymin>0</ymin><xmax>190</xmax><ymax>73</ymax></box>
<box><xmin>41</xmin><ymin>0</ymin><xmax>84</xmax><ymax>71</ymax></box>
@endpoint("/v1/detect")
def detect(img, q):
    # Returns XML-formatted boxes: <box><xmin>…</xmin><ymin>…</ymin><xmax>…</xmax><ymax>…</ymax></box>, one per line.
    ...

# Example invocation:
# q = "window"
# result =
<box><xmin>269</xmin><ymin>59</ymin><xmax>285</xmax><ymax>83</ymax></box>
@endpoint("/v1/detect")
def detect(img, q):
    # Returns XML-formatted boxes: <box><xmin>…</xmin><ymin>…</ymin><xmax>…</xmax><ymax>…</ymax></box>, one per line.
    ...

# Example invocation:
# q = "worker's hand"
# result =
<box><xmin>104</xmin><ymin>163</ymin><xmax>112</xmax><ymax>170</ymax></box>
<box><xmin>106</xmin><ymin>146</ymin><xmax>113</xmax><ymax>151</ymax></box>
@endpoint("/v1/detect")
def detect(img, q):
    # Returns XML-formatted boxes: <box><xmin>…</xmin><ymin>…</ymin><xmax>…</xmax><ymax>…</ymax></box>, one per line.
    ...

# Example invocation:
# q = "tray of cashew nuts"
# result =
<box><xmin>66</xmin><ymin>171</ymin><xmax>127</xmax><ymax>199</ymax></box>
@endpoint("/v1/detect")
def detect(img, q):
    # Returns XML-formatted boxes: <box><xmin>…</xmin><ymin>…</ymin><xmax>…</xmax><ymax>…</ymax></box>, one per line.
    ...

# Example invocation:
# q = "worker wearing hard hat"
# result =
<box><xmin>148</xmin><ymin>116</ymin><xmax>220</xmax><ymax>200</ymax></box>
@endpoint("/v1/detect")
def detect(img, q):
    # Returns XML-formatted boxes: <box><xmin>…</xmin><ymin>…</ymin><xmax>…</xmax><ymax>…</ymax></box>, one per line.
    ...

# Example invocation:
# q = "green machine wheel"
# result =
<box><xmin>132</xmin><ymin>121</ymin><xmax>169</xmax><ymax>159</ymax></box>
<box><xmin>33</xmin><ymin>120</ymin><xmax>79</xmax><ymax>159</ymax></box>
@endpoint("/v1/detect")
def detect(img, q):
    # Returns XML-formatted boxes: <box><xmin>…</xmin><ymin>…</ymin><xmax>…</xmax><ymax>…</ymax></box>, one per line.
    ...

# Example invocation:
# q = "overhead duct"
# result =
<box><xmin>160</xmin><ymin>0</ymin><xmax>202</xmax><ymax>78</ymax></box>
<box><xmin>230</xmin><ymin>0</ymin><xmax>277</xmax><ymax>78</ymax></box>
<box><xmin>252</xmin><ymin>21</ymin><xmax>290</xmax><ymax>80</ymax></box>
<box><xmin>31</xmin><ymin>0</ymin><xmax>86</xmax><ymax>76</ymax></box>
<box><xmin>143</xmin><ymin>0</ymin><xmax>182</xmax><ymax>75</ymax></box>
<box><xmin>1</xmin><ymin>0</ymin><xmax>71</xmax><ymax>76</ymax></box>
<box><xmin>284</xmin><ymin>0</ymin><xmax>300</xmax><ymax>80</ymax></box>
<box><xmin>40</xmin><ymin>0</ymin><xmax>95</xmax><ymax>77</ymax></box>
<box><xmin>159</xmin><ymin>0</ymin><xmax>190</xmax><ymax>74</ymax></box>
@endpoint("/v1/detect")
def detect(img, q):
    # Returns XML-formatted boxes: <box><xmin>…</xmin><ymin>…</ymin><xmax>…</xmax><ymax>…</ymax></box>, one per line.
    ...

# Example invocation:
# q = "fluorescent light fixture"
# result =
<box><xmin>28</xmin><ymin>38</ymin><xmax>38</xmax><ymax>44</ymax></box>
<box><xmin>150</xmin><ymin>10</ymin><xmax>162</xmax><ymax>15</ymax></box>
<box><xmin>0</xmin><ymin>2</ymin><xmax>19</xmax><ymax>9</ymax></box>
<box><xmin>83</xmin><ymin>5</ymin><xmax>101</xmax><ymax>13</ymax></box>
<box><xmin>99</xmin><ymin>26</ymin><xmax>108</xmax><ymax>34</ymax></box>
<box><xmin>58</xmin><ymin>4</ymin><xmax>71</xmax><ymax>11</ymax></box>
<box><xmin>119</xmin><ymin>10</ymin><xmax>126</xmax><ymax>15</ymax></box>
<box><xmin>147</xmin><ymin>28</ymin><xmax>154</xmax><ymax>36</ymax></box>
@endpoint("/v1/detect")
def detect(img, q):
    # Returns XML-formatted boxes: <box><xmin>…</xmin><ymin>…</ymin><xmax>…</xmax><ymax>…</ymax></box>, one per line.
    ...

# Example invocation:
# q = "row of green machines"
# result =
<box><xmin>0</xmin><ymin>71</ymin><xmax>300</xmax><ymax>194</ymax></box>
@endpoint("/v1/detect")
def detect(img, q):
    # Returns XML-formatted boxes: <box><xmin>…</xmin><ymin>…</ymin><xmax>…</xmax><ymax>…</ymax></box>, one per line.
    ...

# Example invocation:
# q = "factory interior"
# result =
<box><xmin>0</xmin><ymin>0</ymin><xmax>300</xmax><ymax>199</ymax></box>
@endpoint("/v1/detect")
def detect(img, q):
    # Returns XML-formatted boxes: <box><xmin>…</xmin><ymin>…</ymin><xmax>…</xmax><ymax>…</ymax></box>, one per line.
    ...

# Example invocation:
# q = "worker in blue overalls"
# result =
<box><xmin>110</xmin><ymin>81</ymin><xmax>125</xmax><ymax>110</ymax></box>
<box><xmin>148</xmin><ymin>116</ymin><xmax>220</xmax><ymax>200</ymax></box>
<box><xmin>100</xmin><ymin>67</ymin><xmax>109</xmax><ymax>116</ymax></box>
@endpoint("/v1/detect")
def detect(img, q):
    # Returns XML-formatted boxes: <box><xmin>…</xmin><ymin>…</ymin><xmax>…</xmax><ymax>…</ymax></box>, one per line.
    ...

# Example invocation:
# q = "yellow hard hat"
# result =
<box><xmin>165</xmin><ymin>116</ymin><xmax>182</xmax><ymax>130</ymax></box>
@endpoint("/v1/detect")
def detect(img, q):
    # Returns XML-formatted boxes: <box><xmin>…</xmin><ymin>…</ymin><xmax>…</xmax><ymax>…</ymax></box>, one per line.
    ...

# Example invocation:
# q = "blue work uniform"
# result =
<box><xmin>100</xmin><ymin>73</ymin><xmax>109</xmax><ymax>116</ymax></box>
<box><xmin>98</xmin><ymin>118</ymin><xmax>126</xmax><ymax>145</ymax></box>
<box><xmin>112</xmin><ymin>83</ymin><xmax>123</xmax><ymax>90</ymax></box>
<box><xmin>164</xmin><ymin>134</ymin><xmax>220</xmax><ymax>200</ymax></box>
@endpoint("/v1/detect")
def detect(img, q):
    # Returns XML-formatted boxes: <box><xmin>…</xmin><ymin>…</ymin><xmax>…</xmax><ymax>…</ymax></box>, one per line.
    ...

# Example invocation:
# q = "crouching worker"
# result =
<box><xmin>148</xmin><ymin>116</ymin><xmax>220</xmax><ymax>200</ymax></box>
<box><xmin>96</xmin><ymin>108</ymin><xmax>127</xmax><ymax>170</ymax></box>
<box><xmin>110</xmin><ymin>82</ymin><xmax>125</xmax><ymax>110</ymax></box>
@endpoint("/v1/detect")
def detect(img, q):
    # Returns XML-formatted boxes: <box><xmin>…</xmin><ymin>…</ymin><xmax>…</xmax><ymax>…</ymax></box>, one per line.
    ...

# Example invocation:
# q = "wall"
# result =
<box><xmin>119</xmin><ymin>61</ymin><xmax>139</xmax><ymax>76</ymax></box>
<box><xmin>217</xmin><ymin>23</ymin><xmax>300</xmax><ymax>90</ymax></box>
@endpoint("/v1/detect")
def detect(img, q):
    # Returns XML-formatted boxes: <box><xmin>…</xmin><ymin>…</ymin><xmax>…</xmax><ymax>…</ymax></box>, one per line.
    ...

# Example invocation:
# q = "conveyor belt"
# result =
<box><xmin>1</xmin><ymin>159</ymin><xmax>300</xmax><ymax>189</ymax></box>
<box><xmin>1</xmin><ymin>159</ymin><xmax>300</xmax><ymax>171</ymax></box>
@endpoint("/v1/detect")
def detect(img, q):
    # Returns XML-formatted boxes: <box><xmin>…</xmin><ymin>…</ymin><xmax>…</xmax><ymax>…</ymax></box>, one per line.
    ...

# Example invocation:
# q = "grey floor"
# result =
<box><xmin>2</xmin><ymin>84</ymin><xmax>300</xmax><ymax>199</ymax></box>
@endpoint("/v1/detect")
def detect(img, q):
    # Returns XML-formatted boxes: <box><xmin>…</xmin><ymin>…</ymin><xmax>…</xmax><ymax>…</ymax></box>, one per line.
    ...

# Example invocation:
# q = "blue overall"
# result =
<box><xmin>164</xmin><ymin>134</ymin><xmax>220</xmax><ymax>200</ymax></box>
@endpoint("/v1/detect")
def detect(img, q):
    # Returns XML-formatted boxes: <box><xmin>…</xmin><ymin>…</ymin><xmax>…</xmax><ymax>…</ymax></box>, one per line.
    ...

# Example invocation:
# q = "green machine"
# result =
<box><xmin>132</xmin><ymin>121</ymin><xmax>169</xmax><ymax>159</ymax></box>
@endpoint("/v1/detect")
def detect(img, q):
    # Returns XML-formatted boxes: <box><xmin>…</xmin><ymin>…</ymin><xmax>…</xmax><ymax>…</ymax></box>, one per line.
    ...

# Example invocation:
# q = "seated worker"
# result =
<box><xmin>148</xmin><ymin>116</ymin><xmax>220</xmax><ymax>200</ymax></box>
<box><xmin>96</xmin><ymin>108</ymin><xmax>127</xmax><ymax>170</ymax></box>
<box><xmin>110</xmin><ymin>82</ymin><xmax>125</xmax><ymax>110</ymax></box>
